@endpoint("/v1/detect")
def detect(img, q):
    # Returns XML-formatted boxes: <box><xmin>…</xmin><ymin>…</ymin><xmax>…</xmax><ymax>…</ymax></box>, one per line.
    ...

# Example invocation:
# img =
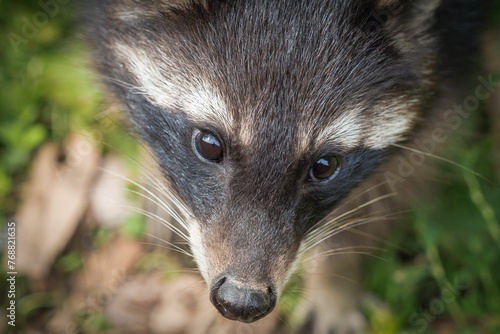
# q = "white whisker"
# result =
<box><xmin>125</xmin><ymin>205</ymin><xmax>190</xmax><ymax>242</ymax></box>
<box><xmin>392</xmin><ymin>143</ymin><xmax>490</xmax><ymax>182</ymax></box>
<box><xmin>306</xmin><ymin>192</ymin><xmax>397</xmax><ymax>246</ymax></box>
<box><xmin>143</xmin><ymin>233</ymin><xmax>194</xmax><ymax>258</ymax></box>
<box><xmin>99</xmin><ymin>167</ymin><xmax>190</xmax><ymax>229</ymax></box>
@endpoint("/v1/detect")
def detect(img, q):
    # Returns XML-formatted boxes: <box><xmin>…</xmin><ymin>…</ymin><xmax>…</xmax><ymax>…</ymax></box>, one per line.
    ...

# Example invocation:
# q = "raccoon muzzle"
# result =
<box><xmin>210</xmin><ymin>276</ymin><xmax>277</xmax><ymax>323</ymax></box>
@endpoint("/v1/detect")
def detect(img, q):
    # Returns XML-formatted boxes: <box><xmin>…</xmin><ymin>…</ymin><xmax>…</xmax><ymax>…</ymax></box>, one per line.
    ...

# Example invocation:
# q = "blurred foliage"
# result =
<box><xmin>0</xmin><ymin>0</ymin><xmax>499</xmax><ymax>333</ymax></box>
<box><xmin>0</xmin><ymin>0</ymin><xmax>138</xmax><ymax>218</ymax></box>
<box><xmin>363</xmin><ymin>119</ymin><xmax>500</xmax><ymax>333</ymax></box>
<box><xmin>119</xmin><ymin>213</ymin><xmax>147</xmax><ymax>240</ymax></box>
<box><xmin>55</xmin><ymin>251</ymin><xmax>83</xmax><ymax>273</ymax></box>
<box><xmin>0</xmin><ymin>1</ymin><xmax>141</xmax><ymax>331</ymax></box>
<box><xmin>488</xmin><ymin>0</ymin><xmax>500</xmax><ymax>26</ymax></box>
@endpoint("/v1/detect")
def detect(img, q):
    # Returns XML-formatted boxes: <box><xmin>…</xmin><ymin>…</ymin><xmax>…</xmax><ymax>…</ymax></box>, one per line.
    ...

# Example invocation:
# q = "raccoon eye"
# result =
<box><xmin>308</xmin><ymin>156</ymin><xmax>339</xmax><ymax>182</ymax></box>
<box><xmin>195</xmin><ymin>130</ymin><xmax>223</xmax><ymax>162</ymax></box>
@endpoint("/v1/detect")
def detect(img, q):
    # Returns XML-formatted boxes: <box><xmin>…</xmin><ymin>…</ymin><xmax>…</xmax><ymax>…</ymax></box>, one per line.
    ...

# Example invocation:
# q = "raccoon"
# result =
<box><xmin>85</xmin><ymin>0</ymin><xmax>484</xmax><ymax>332</ymax></box>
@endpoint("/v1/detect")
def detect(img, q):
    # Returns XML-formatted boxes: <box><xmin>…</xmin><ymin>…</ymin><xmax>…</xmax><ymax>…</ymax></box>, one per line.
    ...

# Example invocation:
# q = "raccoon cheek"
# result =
<box><xmin>188</xmin><ymin>223</ymin><xmax>210</xmax><ymax>283</ymax></box>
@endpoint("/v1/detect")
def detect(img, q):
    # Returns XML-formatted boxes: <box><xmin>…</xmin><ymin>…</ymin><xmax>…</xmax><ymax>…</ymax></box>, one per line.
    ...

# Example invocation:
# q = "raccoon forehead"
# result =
<box><xmin>113</xmin><ymin>42</ymin><xmax>233</xmax><ymax>130</ymax></box>
<box><xmin>113</xmin><ymin>43</ymin><xmax>417</xmax><ymax>151</ymax></box>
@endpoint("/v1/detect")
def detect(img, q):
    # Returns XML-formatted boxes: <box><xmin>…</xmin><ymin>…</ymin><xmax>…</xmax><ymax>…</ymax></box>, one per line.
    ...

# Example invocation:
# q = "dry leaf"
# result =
<box><xmin>47</xmin><ymin>235</ymin><xmax>144</xmax><ymax>333</ymax></box>
<box><xmin>15</xmin><ymin>134</ymin><xmax>100</xmax><ymax>280</ymax></box>
<box><xmin>90</xmin><ymin>155</ymin><xmax>134</xmax><ymax>228</ymax></box>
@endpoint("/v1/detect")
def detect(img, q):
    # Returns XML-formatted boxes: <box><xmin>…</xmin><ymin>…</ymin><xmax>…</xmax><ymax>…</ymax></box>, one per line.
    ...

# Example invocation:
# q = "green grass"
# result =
<box><xmin>363</xmin><ymin>133</ymin><xmax>500</xmax><ymax>333</ymax></box>
<box><xmin>1</xmin><ymin>1</ymin><xmax>499</xmax><ymax>333</ymax></box>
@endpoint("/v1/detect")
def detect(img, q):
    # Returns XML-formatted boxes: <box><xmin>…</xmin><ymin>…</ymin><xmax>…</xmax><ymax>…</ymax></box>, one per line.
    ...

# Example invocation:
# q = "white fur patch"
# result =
<box><xmin>315</xmin><ymin>102</ymin><xmax>416</xmax><ymax>151</ymax></box>
<box><xmin>364</xmin><ymin>101</ymin><xmax>417</xmax><ymax>149</ymax></box>
<box><xmin>113</xmin><ymin>43</ymin><xmax>233</xmax><ymax>131</ymax></box>
<box><xmin>238</xmin><ymin>119</ymin><xmax>257</xmax><ymax>148</ymax></box>
<box><xmin>188</xmin><ymin>222</ymin><xmax>210</xmax><ymax>282</ymax></box>
<box><xmin>315</xmin><ymin>110</ymin><xmax>363</xmax><ymax>151</ymax></box>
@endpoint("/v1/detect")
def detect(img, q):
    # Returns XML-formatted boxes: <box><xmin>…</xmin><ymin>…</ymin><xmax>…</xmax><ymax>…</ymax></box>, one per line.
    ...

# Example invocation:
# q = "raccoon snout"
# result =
<box><xmin>210</xmin><ymin>276</ymin><xmax>277</xmax><ymax>323</ymax></box>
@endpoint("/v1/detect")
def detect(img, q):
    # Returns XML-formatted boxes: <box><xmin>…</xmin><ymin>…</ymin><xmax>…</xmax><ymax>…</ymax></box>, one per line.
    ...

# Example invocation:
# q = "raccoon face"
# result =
<box><xmin>87</xmin><ymin>0</ymin><xmax>439</xmax><ymax>323</ymax></box>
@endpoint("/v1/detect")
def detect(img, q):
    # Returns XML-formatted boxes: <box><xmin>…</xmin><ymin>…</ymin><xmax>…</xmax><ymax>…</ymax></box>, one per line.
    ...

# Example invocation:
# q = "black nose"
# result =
<box><xmin>210</xmin><ymin>276</ymin><xmax>277</xmax><ymax>323</ymax></box>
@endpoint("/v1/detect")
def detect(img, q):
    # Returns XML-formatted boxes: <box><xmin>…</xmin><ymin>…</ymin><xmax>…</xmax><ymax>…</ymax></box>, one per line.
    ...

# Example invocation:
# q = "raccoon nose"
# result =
<box><xmin>210</xmin><ymin>276</ymin><xmax>277</xmax><ymax>323</ymax></box>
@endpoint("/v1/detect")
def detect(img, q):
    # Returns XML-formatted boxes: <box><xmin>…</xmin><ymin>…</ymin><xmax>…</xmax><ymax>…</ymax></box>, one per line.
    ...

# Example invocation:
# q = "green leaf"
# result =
<box><xmin>120</xmin><ymin>213</ymin><xmax>146</xmax><ymax>240</ymax></box>
<box><xmin>19</xmin><ymin>124</ymin><xmax>47</xmax><ymax>150</ymax></box>
<box><xmin>55</xmin><ymin>252</ymin><xmax>83</xmax><ymax>273</ymax></box>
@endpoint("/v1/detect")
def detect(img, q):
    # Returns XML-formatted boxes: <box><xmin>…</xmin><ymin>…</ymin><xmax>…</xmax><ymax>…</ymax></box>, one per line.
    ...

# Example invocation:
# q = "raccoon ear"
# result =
<box><xmin>165</xmin><ymin>0</ymin><xmax>208</xmax><ymax>10</ymax></box>
<box><xmin>371</xmin><ymin>0</ymin><xmax>442</xmax><ymax>27</ymax></box>
<box><xmin>373</xmin><ymin>0</ymin><xmax>441</xmax><ymax>14</ymax></box>
<box><xmin>373</xmin><ymin>0</ymin><xmax>409</xmax><ymax>10</ymax></box>
<box><xmin>374</xmin><ymin>0</ymin><xmax>400</xmax><ymax>9</ymax></box>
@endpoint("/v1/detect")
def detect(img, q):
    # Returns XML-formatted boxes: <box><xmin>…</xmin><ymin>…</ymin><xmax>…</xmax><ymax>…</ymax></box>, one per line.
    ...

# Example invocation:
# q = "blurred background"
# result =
<box><xmin>1</xmin><ymin>0</ymin><xmax>499</xmax><ymax>333</ymax></box>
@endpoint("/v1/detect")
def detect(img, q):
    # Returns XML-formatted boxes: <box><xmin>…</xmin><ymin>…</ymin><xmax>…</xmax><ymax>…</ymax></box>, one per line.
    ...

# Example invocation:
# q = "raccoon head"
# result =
<box><xmin>87</xmin><ymin>0</ymin><xmax>441</xmax><ymax>323</ymax></box>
